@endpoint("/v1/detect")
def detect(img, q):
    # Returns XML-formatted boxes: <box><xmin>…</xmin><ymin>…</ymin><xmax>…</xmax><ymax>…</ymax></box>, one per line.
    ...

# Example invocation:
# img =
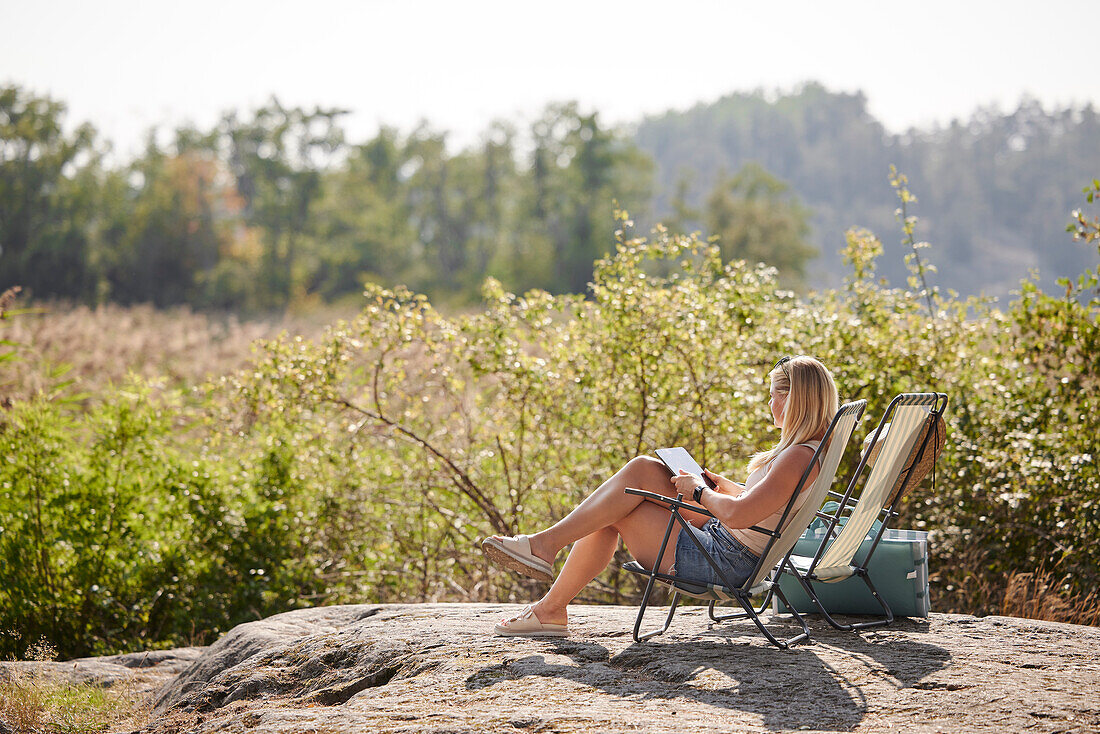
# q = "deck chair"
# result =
<box><xmin>621</xmin><ymin>399</ymin><xmax>867</xmax><ymax>649</ymax></box>
<box><xmin>782</xmin><ymin>392</ymin><xmax>948</xmax><ymax>631</ymax></box>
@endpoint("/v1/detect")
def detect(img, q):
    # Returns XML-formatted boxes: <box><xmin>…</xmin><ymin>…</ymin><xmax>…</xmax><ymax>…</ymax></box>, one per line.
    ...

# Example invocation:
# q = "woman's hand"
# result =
<box><xmin>671</xmin><ymin>470</ymin><xmax>706</xmax><ymax>496</ymax></box>
<box><xmin>702</xmin><ymin>468</ymin><xmax>741</xmax><ymax>493</ymax></box>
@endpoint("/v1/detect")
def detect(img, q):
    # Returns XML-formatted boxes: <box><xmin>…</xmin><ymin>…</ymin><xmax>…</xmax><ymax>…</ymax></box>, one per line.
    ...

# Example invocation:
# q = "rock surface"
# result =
<box><xmin>12</xmin><ymin>604</ymin><xmax>1100</xmax><ymax>733</ymax></box>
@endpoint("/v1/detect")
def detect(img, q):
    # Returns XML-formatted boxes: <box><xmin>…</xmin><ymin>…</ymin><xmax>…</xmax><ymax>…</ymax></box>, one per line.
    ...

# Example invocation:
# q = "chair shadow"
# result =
<box><xmin>465</xmin><ymin>617</ymin><xmax>952</xmax><ymax>732</ymax></box>
<box><xmin>813</xmin><ymin>616</ymin><xmax>949</xmax><ymax>689</ymax></box>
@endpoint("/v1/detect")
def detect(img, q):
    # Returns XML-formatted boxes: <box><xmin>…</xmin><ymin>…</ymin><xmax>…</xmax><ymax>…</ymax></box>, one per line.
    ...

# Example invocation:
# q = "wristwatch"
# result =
<box><xmin>692</xmin><ymin>485</ymin><xmax>706</xmax><ymax>503</ymax></box>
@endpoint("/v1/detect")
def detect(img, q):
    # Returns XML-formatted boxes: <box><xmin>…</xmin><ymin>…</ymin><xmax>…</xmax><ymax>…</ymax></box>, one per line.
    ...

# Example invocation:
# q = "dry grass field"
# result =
<box><xmin>1</xmin><ymin>301</ymin><xmax>351</xmax><ymax>401</ymax></box>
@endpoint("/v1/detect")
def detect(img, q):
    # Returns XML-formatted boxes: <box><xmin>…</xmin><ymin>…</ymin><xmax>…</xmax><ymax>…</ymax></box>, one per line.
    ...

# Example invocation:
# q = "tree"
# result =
<box><xmin>98</xmin><ymin>136</ymin><xmax>236</xmax><ymax>306</ymax></box>
<box><xmin>704</xmin><ymin>162</ymin><xmax>817</xmax><ymax>287</ymax></box>
<box><xmin>308</xmin><ymin>126</ymin><xmax>415</xmax><ymax>300</ymax></box>
<box><xmin>0</xmin><ymin>86</ymin><xmax>101</xmax><ymax>300</ymax></box>
<box><xmin>665</xmin><ymin>171</ymin><xmax>702</xmax><ymax>236</ymax></box>
<box><xmin>522</xmin><ymin>103</ymin><xmax>652</xmax><ymax>294</ymax></box>
<box><xmin>221</xmin><ymin>101</ymin><xmax>346</xmax><ymax>307</ymax></box>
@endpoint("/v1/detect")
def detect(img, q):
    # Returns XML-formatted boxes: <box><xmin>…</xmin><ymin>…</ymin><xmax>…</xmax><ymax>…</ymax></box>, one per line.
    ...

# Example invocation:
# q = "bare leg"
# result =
<box><xmin>524</xmin><ymin>456</ymin><xmax>708</xmax><ymax>564</ymax></box>
<box><xmin>530</xmin><ymin>500</ymin><xmax>683</xmax><ymax>625</ymax></box>
<box><xmin>491</xmin><ymin>455</ymin><xmax>708</xmax><ymax>630</ymax></box>
<box><xmin>530</xmin><ymin>528</ymin><xmax>619</xmax><ymax>624</ymax></box>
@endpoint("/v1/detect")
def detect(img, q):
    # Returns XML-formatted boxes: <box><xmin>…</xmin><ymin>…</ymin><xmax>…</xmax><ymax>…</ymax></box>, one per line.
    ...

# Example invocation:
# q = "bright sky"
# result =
<box><xmin>2</xmin><ymin>0</ymin><xmax>1098</xmax><ymax>159</ymax></box>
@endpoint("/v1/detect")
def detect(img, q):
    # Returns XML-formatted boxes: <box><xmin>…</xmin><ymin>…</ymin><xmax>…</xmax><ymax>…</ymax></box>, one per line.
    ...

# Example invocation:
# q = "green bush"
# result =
<box><xmin>0</xmin><ymin>384</ymin><xmax>334</xmax><ymax>658</ymax></box>
<box><xmin>223</xmin><ymin>202</ymin><xmax>1097</xmax><ymax>620</ymax></box>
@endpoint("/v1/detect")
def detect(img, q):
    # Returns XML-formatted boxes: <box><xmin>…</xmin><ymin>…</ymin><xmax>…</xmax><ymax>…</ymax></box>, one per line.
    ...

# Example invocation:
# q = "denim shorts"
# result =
<box><xmin>673</xmin><ymin>518</ymin><xmax>761</xmax><ymax>591</ymax></box>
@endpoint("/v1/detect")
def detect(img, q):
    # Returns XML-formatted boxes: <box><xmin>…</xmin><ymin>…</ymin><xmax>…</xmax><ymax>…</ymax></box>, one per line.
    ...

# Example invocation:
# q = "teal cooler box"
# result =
<box><xmin>773</xmin><ymin>528</ymin><xmax>930</xmax><ymax>617</ymax></box>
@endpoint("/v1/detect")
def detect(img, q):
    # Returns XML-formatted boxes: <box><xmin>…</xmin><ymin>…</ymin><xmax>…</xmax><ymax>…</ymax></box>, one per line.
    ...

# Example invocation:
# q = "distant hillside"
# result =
<box><xmin>633</xmin><ymin>83</ymin><xmax>1100</xmax><ymax>298</ymax></box>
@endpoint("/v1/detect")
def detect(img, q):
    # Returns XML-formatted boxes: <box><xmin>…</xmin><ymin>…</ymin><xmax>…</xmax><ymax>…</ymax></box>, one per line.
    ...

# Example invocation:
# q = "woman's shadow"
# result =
<box><xmin>466</xmin><ymin>621</ymin><xmax>951</xmax><ymax>732</ymax></box>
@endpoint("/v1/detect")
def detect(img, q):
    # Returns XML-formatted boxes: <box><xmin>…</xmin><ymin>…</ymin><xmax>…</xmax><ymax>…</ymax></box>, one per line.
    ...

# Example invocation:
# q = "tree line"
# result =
<box><xmin>637</xmin><ymin>82</ymin><xmax>1100</xmax><ymax>297</ymax></box>
<box><xmin>1</xmin><ymin>86</ymin><xmax>667</xmax><ymax>308</ymax></box>
<box><xmin>2</xmin><ymin>82</ymin><xmax>1097</xmax><ymax>310</ymax></box>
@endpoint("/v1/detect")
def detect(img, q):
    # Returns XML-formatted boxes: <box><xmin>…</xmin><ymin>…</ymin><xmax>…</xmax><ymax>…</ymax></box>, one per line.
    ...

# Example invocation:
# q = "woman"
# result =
<box><xmin>481</xmin><ymin>355</ymin><xmax>839</xmax><ymax>637</ymax></box>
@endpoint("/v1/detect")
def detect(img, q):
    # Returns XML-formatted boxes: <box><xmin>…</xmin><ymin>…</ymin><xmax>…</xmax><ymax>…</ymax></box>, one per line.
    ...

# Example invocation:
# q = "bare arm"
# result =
<box><xmin>671</xmin><ymin>446</ymin><xmax>819</xmax><ymax>529</ymax></box>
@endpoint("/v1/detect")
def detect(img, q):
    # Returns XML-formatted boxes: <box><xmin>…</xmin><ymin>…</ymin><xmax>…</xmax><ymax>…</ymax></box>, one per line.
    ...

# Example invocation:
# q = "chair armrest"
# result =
<box><xmin>623</xmin><ymin>488</ymin><xmax>778</xmax><ymax>538</ymax></box>
<box><xmin>823</xmin><ymin>492</ymin><xmax>898</xmax><ymax>520</ymax></box>
<box><xmin>827</xmin><ymin>491</ymin><xmax>857</xmax><ymax>505</ymax></box>
<box><xmin>623</xmin><ymin>487</ymin><xmax>716</xmax><ymax>518</ymax></box>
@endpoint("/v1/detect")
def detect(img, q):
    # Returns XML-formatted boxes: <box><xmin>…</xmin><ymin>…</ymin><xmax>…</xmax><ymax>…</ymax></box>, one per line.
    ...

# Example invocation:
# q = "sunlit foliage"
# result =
<box><xmin>2</xmin><ymin>185</ymin><xmax>1096</xmax><ymax>656</ymax></box>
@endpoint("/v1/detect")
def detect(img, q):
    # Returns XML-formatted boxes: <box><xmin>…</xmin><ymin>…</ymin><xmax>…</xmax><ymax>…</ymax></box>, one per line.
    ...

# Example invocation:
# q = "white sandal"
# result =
<box><xmin>480</xmin><ymin>534</ymin><xmax>554</xmax><ymax>582</ymax></box>
<box><xmin>494</xmin><ymin>606</ymin><xmax>569</xmax><ymax>637</ymax></box>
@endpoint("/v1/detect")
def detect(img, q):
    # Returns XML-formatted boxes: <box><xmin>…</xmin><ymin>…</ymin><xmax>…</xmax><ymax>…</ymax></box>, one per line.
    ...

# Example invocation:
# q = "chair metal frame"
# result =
<box><xmin>622</xmin><ymin>399</ymin><xmax>867</xmax><ymax>649</ymax></box>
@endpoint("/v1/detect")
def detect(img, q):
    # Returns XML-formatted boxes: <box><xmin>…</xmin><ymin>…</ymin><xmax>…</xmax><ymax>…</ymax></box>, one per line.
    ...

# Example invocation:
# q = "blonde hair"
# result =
<box><xmin>746</xmin><ymin>355</ymin><xmax>839</xmax><ymax>474</ymax></box>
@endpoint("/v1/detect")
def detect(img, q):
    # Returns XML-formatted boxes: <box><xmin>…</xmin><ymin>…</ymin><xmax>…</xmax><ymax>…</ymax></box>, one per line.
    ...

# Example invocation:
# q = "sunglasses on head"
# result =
<box><xmin>772</xmin><ymin>355</ymin><xmax>792</xmax><ymax>378</ymax></box>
